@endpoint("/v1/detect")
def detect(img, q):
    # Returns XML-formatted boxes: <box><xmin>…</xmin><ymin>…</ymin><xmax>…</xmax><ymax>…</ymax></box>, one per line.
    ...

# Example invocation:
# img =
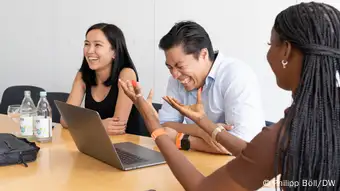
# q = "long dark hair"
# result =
<box><xmin>80</xmin><ymin>23</ymin><xmax>138</xmax><ymax>87</ymax></box>
<box><xmin>273</xmin><ymin>2</ymin><xmax>340</xmax><ymax>190</ymax></box>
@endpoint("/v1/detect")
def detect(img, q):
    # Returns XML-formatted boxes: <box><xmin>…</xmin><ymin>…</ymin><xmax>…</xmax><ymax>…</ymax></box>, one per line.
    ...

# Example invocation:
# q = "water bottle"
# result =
<box><xmin>35</xmin><ymin>91</ymin><xmax>52</xmax><ymax>143</ymax></box>
<box><xmin>19</xmin><ymin>90</ymin><xmax>37</xmax><ymax>139</ymax></box>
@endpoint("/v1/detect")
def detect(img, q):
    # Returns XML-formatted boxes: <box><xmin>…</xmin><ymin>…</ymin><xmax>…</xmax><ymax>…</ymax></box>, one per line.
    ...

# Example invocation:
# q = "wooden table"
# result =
<box><xmin>0</xmin><ymin>114</ymin><xmax>236</xmax><ymax>191</ymax></box>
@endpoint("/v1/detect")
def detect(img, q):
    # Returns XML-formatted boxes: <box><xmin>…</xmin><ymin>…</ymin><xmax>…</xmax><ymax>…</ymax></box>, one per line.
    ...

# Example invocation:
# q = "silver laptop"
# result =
<box><xmin>54</xmin><ymin>100</ymin><xmax>166</xmax><ymax>171</ymax></box>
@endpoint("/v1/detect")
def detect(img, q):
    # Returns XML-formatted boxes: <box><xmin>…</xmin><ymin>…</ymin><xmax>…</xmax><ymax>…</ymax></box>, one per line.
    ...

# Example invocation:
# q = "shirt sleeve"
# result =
<box><xmin>221</xmin><ymin>63</ymin><xmax>266</xmax><ymax>142</ymax></box>
<box><xmin>226</xmin><ymin>124</ymin><xmax>281</xmax><ymax>190</ymax></box>
<box><xmin>158</xmin><ymin>76</ymin><xmax>184</xmax><ymax>124</ymax></box>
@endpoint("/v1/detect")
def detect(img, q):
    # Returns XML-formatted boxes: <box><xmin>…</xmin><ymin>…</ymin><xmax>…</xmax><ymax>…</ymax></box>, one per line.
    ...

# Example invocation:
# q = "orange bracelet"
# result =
<box><xmin>175</xmin><ymin>133</ymin><xmax>184</xmax><ymax>149</ymax></box>
<box><xmin>151</xmin><ymin>128</ymin><xmax>167</xmax><ymax>140</ymax></box>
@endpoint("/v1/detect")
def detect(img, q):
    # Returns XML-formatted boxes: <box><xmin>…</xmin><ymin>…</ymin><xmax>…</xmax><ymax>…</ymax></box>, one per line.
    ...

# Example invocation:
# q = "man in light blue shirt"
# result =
<box><xmin>158</xmin><ymin>21</ymin><xmax>265</xmax><ymax>154</ymax></box>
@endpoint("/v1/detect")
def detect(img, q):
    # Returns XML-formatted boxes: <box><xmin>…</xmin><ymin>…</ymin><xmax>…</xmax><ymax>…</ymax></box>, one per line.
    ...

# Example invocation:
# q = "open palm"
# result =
<box><xmin>163</xmin><ymin>88</ymin><xmax>205</xmax><ymax>122</ymax></box>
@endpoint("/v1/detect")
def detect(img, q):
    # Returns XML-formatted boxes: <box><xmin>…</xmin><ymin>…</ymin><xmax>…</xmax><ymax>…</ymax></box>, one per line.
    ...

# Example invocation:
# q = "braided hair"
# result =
<box><xmin>273</xmin><ymin>2</ymin><xmax>340</xmax><ymax>190</ymax></box>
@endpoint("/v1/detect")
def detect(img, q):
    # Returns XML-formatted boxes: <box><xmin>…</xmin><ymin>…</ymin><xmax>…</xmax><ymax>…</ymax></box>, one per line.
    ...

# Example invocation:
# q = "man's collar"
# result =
<box><xmin>207</xmin><ymin>51</ymin><xmax>223</xmax><ymax>80</ymax></box>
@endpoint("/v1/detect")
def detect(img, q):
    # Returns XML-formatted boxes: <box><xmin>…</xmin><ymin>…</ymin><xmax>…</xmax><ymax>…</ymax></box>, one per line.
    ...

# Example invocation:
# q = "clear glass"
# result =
<box><xmin>7</xmin><ymin>104</ymin><xmax>21</xmax><ymax>136</ymax></box>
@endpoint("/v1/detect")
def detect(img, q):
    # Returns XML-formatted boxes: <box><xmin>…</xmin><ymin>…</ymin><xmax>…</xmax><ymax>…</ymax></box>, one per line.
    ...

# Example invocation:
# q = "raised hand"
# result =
<box><xmin>118</xmin><ymin>79</ymin><xmax>143</xmax><ymax>103</ymax></box>
<box><xmin>119</xmin><ymin>79</ymin><xmax>158</xmax><ymax>118</ymax></box>
<box><xmin>118</xmin><ymin>79</ymin><xmax>161</xmax><ymax>134</ymax></box>
<box><xmin>162</xmin><ymin>88</ymin><xmax>205</xmax><ymax>122</ymax></box>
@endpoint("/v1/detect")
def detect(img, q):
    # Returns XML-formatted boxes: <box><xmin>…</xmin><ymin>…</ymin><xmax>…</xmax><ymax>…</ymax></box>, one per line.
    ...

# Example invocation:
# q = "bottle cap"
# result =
<box><xmin>24</xmin><ymin>90</ymin><xmax>31</xmax><ymax>96</ymax></box>
<box><xmin>40</xmin><ymin>91</ymin><xmax>47</xmax><ymax>97</ymax></box>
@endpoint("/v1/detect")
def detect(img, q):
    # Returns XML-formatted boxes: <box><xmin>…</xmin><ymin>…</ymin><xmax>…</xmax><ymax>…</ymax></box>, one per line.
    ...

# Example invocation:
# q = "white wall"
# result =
<box><xmin>0</xmin><ymin>0</ymin><xmax>308</xmax><ymax>122</ymax></box>
<box><xmin>0</xmin><ymin>0</ymin><xmax>155</xmax><ymax>97</ymax></box>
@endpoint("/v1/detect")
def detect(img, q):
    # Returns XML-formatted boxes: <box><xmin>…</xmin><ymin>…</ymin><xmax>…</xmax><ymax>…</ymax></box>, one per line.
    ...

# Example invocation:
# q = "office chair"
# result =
<box><xmin>0</xmin><ymin>85</ymin><xmax>45</xmax><ymax>114</ymax></box>
<box><xmin>46</xmin><ymin>92</ymin><xmax>69</xmax><ymax>123</ymax></box>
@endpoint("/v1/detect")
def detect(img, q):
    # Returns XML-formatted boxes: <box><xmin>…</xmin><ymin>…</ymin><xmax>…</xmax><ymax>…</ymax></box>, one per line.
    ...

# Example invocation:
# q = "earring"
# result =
<box><xmin>281</xmin><ymin>60</ymin><xmax>288</xmax><ymax>68</ymax></box>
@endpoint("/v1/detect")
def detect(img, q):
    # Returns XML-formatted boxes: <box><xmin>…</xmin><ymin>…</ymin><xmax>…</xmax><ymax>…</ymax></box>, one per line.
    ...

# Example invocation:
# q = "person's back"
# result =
<box><xmin>218</xmin><ymin>2</ymin><xmax>340</xmax><ymax>189</ymax></box>
<box><xmin>266</xmin><ymin>3</ymin><xmax>340</xmax><ymax>189</ymax></box>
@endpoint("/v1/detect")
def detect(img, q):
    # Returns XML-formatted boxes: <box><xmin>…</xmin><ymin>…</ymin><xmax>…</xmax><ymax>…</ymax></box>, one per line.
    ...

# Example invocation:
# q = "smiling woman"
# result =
<box><xmin>60</xmin><ymin>23</ymin><xmax>145</xmax><ymax>136</ymax></box>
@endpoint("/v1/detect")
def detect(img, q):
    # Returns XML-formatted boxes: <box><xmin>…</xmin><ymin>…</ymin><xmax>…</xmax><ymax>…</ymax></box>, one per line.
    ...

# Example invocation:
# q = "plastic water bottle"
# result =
<box><xmin>19</xmin><ymin>90</ymin><xmax>37</xmax><ymax>139</ymax></box>
<box><xmin>35</xmin><ymin>91</ymin><xmax>52</xmax><ymax>143</ymax></box>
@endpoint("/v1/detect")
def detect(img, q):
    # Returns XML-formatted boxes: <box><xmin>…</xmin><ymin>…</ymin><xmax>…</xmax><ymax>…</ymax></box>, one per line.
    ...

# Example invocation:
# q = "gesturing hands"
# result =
<box><xmin>118</xmin><ymin>79</ymin><xmax>158</xmax><ymax>118</ymax></box>
<box><xmin>118</xmin><ymin>79</ymin><xmax>161</xmax><ymax>133</ymax></box>
<box><xmin>196</xmin><ymin>123</ymin><xmax>233</xmax><ymax>154</ymax></box>
<box><xmin>162</xmin><ymin>88</ymin><xmax>205</xmax><ymax>123</ymax></box>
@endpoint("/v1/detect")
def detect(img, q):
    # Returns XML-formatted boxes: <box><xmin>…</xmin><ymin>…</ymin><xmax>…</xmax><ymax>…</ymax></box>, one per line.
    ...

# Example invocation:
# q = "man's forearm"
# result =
<box><xmin>195</xmin><ymin>116</ymin><xmax>247</xmax><ymax>156</ymax></box>
<box><xmin>189</xmin><ymin>136</ymin><xmax>228</xmax><ymax>154</ymax></box>
<box><xmin>162</xmin><ymin>122</ymin><xmax>200</xmax><ymax>136</ymax></box>
<box><xmin>162</xmin><ymin>122</ymin><xmax>230</xmax><ymax>155</ymax></box>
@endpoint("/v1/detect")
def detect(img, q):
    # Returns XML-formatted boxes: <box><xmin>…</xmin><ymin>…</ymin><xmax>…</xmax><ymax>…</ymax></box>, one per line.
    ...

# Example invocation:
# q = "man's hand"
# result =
<box><xmin>189</xmin><ymin>136</ymin><xmax>230</xmax><ymax>155</ymax></box>
<box><xmin>216</xmin><ymin>123</ymin><xmax>234</xmax><ymax>131</ymax></box>
<box><xmin>162</xmin><ymin>88</ymin><xmax>205</xmax><ymax>122</ymax></box>
<box><xmin>102</xmin><ymin>117</ymin><xmax>127</xmax><ymax>135</ymax></box>
<box><xmin>196</xmin><ymin>128</ymin><xmax>228</xmax><ymax>154</ymax></box>
<box><xmin>196</xmin><ymin>123</ymin><xmax>233</xmax><ymax>154</ymax></box>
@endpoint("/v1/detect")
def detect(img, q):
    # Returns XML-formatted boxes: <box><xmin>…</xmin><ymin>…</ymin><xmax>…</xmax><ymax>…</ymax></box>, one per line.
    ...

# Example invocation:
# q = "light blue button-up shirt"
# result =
<box><xmin>158</xmin><ymin>52</ymin><xmax>265</xmax><ymax>142</ymax></box>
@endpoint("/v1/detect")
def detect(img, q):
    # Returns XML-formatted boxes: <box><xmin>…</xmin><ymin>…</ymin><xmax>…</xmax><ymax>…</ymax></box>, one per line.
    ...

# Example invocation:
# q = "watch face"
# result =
<box><xmin>181</xmin><ymin>135</ymin><xmax>190</xmax><ymax>150</ymax></box>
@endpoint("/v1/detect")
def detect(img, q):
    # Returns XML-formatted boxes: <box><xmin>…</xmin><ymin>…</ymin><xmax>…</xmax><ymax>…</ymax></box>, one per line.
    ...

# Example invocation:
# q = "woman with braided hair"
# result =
<box><xmin>119</xmin><ymin>2</ymin><xmax>340</xmax><ymax>191</ymax></box>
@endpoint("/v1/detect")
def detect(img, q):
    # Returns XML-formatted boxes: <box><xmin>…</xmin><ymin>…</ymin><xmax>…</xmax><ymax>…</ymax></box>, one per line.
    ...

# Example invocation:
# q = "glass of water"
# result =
<box><xmin>7</xmin><ymin>104</ymin><xmax>21</xmax><ymax>136</ymax></box>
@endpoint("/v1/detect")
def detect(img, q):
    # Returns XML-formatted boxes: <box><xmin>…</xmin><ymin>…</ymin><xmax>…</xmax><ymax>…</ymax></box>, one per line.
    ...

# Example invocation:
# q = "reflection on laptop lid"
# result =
<box><xmin>54</xmin><ymin>100</ymin><xmax>165</xmax><ymax>171</ymax></box>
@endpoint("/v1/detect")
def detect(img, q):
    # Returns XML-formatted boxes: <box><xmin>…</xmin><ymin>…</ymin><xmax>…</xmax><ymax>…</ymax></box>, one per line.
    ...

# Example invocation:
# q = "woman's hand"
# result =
<box><xmin>118</xmin><ymin>79</ymin><xmax>158</xmax><ymax>117</ymax></box>
<box><xmin>162</xmin><ymin>88</ymin><xmax>205</xmax><ymax>123</ymax></box>
<box><xmin>102</xmin><ymin>117</ymin><xmax>126</xmax><ymax>135</ymax></box>
<box><xmin>118</xmin><ymin>79</ymin><xmax>160</xmax><ymax>132</ymax></box>
<box><xmin>118</xmin><ymin>79</ymin><xmax>143</xmax><ymax>103</ymax></box>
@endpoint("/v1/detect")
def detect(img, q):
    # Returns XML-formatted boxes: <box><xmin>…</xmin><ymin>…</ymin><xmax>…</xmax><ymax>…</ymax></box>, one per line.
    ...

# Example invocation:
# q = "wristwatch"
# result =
<box><xmin>180</xmin><ymin>134</ymin><xmax>190</xmax><ymax>150</ymax></box>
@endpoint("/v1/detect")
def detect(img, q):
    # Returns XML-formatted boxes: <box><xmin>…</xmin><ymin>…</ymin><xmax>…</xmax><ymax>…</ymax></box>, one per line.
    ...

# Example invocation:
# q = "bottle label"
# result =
<box><xmin>20</xmin><ymin>116</ymin><xmax>34</xmax><ymax>136</ymax></box>
<box><xmin>35</xmin><ymin>116</ymin><xmax>52</xmax><ymax>138</ymax></box>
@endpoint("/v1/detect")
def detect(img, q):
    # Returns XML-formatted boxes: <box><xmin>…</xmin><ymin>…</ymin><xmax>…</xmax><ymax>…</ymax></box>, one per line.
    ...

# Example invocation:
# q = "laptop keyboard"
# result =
<box><xmin>116</xmin><ymin>148</ymin><xmax>147</xmax><ymax>165</ymax></box>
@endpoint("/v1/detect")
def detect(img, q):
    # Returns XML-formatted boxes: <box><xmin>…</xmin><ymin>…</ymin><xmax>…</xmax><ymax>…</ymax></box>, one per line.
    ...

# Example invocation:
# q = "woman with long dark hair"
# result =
<box><xmin>61</xmin><ymin>23</ymin><xmax>143</xmax><ymax>136</ymax></box>
<box><xmin>119</xmin><ymin>2</ymin><xmax>340</xmax><ymax>190</ymax></box>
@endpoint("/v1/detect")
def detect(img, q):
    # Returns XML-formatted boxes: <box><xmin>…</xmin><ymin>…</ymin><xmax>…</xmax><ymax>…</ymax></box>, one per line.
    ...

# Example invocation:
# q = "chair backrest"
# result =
<box><xmin>152</xmin><ymin>103</ymin><xmax>162</xmax><ymax>113</ymax></box>
<box><xmin>46</xmin><ymin>92</ymin><xmax>69</xmax><ymax>123</ymax></box>
<box><xmin>0</xmin><ymin>85</ymin><xmax>46</xmax><ymax>114</ymax></box>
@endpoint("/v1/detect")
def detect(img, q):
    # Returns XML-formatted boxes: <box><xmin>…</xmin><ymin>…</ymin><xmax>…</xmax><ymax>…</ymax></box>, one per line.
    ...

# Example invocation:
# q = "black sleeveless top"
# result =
<box><xmin>84</xmin><ymin>76</ymin><xmax>149</xmax><ymax>136</ymax></box>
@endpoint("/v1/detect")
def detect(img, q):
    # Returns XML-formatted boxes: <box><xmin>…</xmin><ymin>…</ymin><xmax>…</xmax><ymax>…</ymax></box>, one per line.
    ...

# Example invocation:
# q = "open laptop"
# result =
<box><xmin>54</xmin><ymin>100</ymin><xmax>166</xmax><ymax>171</ymax></box>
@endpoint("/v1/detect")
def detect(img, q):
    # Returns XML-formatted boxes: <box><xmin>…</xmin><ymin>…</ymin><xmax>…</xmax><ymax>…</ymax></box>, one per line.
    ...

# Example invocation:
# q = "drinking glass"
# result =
<box><xmin>7</xmin><ymin>104</ymin><xmax>21</xmax><ymax>136</ymax></box>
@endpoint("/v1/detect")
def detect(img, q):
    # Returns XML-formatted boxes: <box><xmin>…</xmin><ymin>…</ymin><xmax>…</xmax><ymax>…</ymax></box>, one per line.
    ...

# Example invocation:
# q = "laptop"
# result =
<box><xmin>54</xmin><ymin>100</ymin><xmax>166</xmax><ymax>171</ymax></box>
